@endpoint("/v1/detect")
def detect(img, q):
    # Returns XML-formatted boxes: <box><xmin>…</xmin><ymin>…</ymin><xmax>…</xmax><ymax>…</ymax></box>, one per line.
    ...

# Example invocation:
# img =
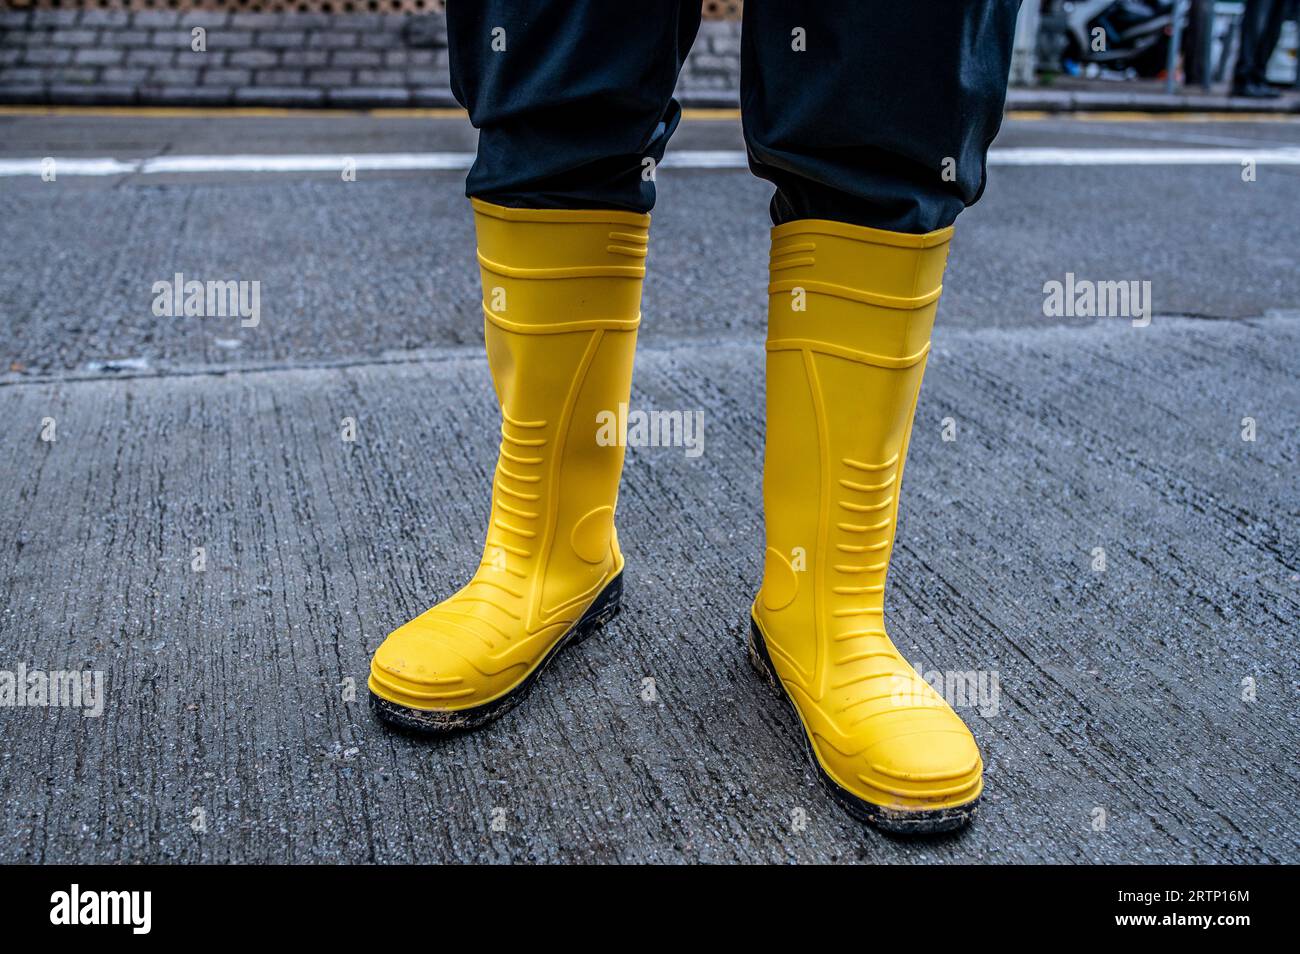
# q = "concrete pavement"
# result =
<box><xmin>4</xmin><ymin>112</ymin><xmax>1300</xmax><ymax>375</ymax></box>
<box><xmin>0</xmin><ymin>112</ymin><xmax>1297</xmax><ymax>863</ymax></box>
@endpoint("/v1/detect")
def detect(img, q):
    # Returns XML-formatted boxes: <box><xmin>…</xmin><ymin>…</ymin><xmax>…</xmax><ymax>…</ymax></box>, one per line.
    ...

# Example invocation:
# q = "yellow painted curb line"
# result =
<box><xmin>679</xmin><ymin>108</ymin><xmax>742</xmax><ymax>120</ymax></box>
<box><xmin>0</xmin><ymin>104</ymin><xmax>468</xmax><ymax>119</ymax></box>
<box><xmin>0</xmin><ymin>105</ymin><xmax>1295</xmax><ymax>123</ymax></box>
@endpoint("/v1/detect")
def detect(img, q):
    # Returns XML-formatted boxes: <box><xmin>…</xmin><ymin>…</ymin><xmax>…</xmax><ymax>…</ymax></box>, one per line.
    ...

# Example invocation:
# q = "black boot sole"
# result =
<box><xmin>747</xmin><ymin>617</ymin><xmax>979</xmax><ymax>835</ymax></box>
<box><xmin>369</xmin><ymin>573</ymin><xmax>622</xmax><ymax>735</ymax></box>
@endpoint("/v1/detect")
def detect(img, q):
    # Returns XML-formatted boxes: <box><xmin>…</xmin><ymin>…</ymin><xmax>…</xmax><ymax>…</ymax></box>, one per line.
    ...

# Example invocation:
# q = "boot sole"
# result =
<box><xmin>747</xmin><ymin>617</ymin><xmax>979</xmax><ymax>835</ymax></box>
<box><xmin>369</xmin><ymin>573</ymin><xmax>623</xmax><ymax>735</ymax></box>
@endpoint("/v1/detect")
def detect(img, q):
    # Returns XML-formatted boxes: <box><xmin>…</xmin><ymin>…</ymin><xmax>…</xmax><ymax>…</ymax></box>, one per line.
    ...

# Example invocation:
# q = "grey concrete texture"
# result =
<box><xmin>0</xmin><ymin>315</ymin><xmax>1295</xmax><ymax>863</ymax></box>
<box><xmin>3</xmin><ymin>115</ymin><xmax>1300</xmax><ymax>380</ymax></box>
<box><xmin>0</xmin><ymin>115</ymin><xmax>1297</xmax><ymax>863</ymax></box>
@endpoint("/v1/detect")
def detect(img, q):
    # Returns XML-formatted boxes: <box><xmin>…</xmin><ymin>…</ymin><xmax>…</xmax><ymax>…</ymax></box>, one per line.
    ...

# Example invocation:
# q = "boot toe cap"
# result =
<box><xmin>814</xmin><ymin>711</ymin><xmax>983</xmax><ymax>811</ymax></box>
<box><xmin>368</xmin><ymin>621</ymin><xmax>491</xmax><ymax>711</ymax></box>
<box><xmin>857</xmin><ymin>724</ymin><xmax>983</xmax><ymax>803</ymax></box>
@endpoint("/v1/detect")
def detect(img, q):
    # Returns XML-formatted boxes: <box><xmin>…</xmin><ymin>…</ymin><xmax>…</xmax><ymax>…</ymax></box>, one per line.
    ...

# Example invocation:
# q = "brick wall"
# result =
<box><xmin>0</xmin><ymin>8</ymin><xmax>741</xmax><ymax>108</ymax></box>
<box><xmin>0</xmin><ymin>8</ymin><xmax>451</xmax><ymax>106</ymax></box>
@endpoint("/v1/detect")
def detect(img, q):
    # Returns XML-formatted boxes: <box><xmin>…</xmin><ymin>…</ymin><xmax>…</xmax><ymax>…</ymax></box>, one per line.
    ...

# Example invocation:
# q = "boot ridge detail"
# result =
<box><xmin>767</xmin><ymin>336</ymin><xmax>931</xmax><ymax>370</ymax></box>
<box><xmin>369</xmin><ymin>200</ymin><xmax>646</xmax><ymax>732</ymax></box>
<box><xmin>752</xmin><ymin>219</ymin><xmax>982</xmax><ymax>833</ymax></box>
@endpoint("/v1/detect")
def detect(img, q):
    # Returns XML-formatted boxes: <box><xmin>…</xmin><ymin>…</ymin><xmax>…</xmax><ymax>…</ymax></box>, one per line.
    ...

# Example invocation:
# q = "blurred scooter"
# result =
<box><xmin>1040</xmin><ymin>0</ymin><xmax>1188</xmax><ymax>77</ymax></box>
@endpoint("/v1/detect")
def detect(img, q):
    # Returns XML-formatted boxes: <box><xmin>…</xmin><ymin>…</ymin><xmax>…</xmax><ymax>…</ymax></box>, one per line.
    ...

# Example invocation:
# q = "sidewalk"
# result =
<box><xmin>1</xmin><ymin>313</ymin><xmax>1296</xmax><ymax>862</ymax></box>
<box><xmin>1</xmin><ymin>103</ymin><xmax>1296</xmax><ymax>862</ymax></box>
<box><xmin>1007</xmin><ymin>80</ymin><xmax>1300</xmax><ymax>115</ymax></box>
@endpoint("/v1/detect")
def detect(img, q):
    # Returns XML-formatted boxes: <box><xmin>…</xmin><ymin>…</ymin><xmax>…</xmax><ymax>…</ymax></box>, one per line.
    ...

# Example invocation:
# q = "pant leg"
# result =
<box><xmin>1238</xmin><ymin>0</ymin><xmax>1289</xmax><ymax>86</ymax></box>
<box><xmin>740</xmin><ymin>0</ymin><xmax>1021</xmax><ymax>234</ymax></box>
<box><xmin>447</xmin><ymin>0</ymin><xmax>701</xmax><ymax>213</ymax></box>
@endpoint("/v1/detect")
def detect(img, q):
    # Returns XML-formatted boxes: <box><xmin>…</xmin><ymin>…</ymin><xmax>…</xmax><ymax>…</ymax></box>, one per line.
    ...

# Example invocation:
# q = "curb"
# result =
<box><xmin>4</xmin><ymin>86</ymin><xmax>1298</xmax><ymax>114</ymax></box>
<box><xmin>1005</xmin><ymin>88</ymin><xmax>1300</xmax><ymax>114</ymax></box>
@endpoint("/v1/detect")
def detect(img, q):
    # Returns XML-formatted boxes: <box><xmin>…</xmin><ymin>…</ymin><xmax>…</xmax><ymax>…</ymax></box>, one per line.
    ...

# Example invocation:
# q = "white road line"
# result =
<box><xmin>657</xmin><ymin>150</ymin><xmax>751</xmax><ymax>168</ymax></box>
<box><xmin>3</xmin><ymin>147</ymin><xmax>1300</xmax><ymax>177</ymax></box>
<box><xmin>146</xmin><ymin>152</ymin><xmax>475</xmax><ymax>173</ymax></box>
<box><xmin>989</xmin><ymin>147</ymin><xmax>1300</xmax><ymax>165</ymax></box>
<box><xmin>0</xmin><ymin>157</ymin><xmax>140</xmax><ymax>176</ymax></box>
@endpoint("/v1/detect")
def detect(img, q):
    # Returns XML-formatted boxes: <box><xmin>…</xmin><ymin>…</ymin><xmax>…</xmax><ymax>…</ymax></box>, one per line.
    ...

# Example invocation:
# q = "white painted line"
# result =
<box><xmin>3</xmin><ymin>147</ymin><xmax>1300</xmax><ymax>177</ymax></box>
<box><xmin>989</xmin><ymin>147</ymin><xmax>1300</xmax><ymax>165</ymax></box>
<box><xmin>658</xmin><ymin>150</ymin><xmax>751</xmax><ymax>169</ymax></box>
<box><xmin>0</xmin><ymin>157</ymin><xmax>139</xmax><ymax>176</ymax></box>
<box><xmin>143</xmin><ymin>152</ymin><xmax>475</xmax><ymax>173</ymax></box>
<box><xmin>0</xmin><ymin>153</ymin><xmax>477</xmax><ymax>176</ymax></box>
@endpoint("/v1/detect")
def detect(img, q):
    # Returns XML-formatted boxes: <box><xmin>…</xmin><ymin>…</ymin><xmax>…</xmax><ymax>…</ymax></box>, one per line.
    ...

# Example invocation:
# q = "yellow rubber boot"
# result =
<box><xmin>369</xmin><ymin>198</ymin><xmax>648</xmax><ymax>732</ymax></box>
<box><xmin>749</xmin><ymin>219</ymin><xmax>982</xmax><ymax>833</ymax></box>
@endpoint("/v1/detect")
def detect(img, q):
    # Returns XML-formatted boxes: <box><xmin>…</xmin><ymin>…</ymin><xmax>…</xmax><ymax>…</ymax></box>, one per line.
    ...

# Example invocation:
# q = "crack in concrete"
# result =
<box><xmin>3</xmin><ymin>312</ymin><xmax>1294</xmax><ymax>390</ymax></box>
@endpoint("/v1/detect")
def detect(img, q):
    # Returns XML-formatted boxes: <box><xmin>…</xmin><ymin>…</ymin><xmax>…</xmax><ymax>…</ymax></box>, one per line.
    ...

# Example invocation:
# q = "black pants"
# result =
<box><xmin>1233</xmin><ymin>0</ymin><xmax>1289</xmax><ymax>88</ymax></box>
<box><xmin>448</xmin><ymin>1</ymin><xmax>1021</xmax><ymax>234</ymax></box>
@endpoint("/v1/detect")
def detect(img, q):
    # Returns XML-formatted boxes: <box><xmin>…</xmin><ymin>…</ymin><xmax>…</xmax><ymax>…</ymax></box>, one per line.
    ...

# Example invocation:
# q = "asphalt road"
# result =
<box><xmin>0</xmin><ymin>111</ymin><xmax>1297</xmax><ymax>863</ymax></box>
